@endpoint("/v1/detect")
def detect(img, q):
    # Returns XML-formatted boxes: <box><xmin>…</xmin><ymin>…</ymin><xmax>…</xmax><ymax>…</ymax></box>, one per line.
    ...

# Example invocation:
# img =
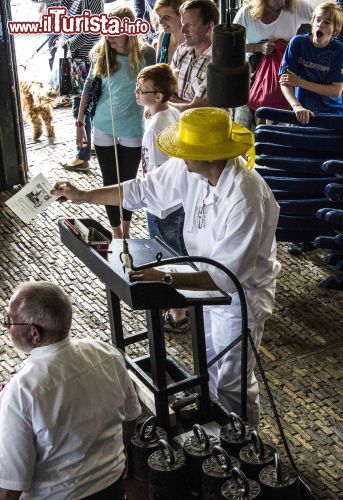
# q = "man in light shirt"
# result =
<box><xmin>169</xmin><ymin>0</ymin><xmax>220</xmax><ymax>111</ymax></box>
<box><xmin>0</xmin><ymin>281</ymin><xmax>141</xmax><ymax>499</ymax></box>
<box><xmin>52</xmin><ymin>107</ymin><xmax>281</xmax><ymax>427</ymax></box>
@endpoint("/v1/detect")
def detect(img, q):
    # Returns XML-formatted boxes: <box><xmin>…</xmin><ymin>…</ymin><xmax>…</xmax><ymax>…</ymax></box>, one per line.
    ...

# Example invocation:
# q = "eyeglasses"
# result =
<box><xmin>135</xmin><ymin>85</ymin><xmax>158</xmax><ymax>95</ymax></box>
<box><xmin>1</xmin><ymin>313</ymin><xmax>31</xmax><ymax>329</ymax></box>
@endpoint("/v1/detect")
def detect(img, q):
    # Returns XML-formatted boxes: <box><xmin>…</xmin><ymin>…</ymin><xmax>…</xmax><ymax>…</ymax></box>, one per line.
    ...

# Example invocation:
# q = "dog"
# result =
<box><xmin>19</xmin><ymin>80</ymin><xmax>55</xmax><ymax>141</ymax></box>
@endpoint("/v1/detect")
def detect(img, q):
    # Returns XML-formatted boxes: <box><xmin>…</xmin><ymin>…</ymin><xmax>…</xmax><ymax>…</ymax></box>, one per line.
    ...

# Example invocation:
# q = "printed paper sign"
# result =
<box><xmin>5</xmin><ymin>173</ymin><xmax>57</xmax><ymax>224</ymax></box>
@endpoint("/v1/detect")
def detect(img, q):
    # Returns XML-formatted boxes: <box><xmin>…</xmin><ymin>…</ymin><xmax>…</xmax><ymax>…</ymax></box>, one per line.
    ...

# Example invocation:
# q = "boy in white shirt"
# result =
<box><xmin>135</xmin><ymin>63</ymin><xmax>189</xmax><ymax>332</ymax></box>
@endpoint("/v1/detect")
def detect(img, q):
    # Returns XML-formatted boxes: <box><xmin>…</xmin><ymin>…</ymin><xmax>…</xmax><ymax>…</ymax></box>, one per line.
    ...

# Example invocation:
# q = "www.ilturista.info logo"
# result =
<box><xmin>7</xmin><ymin>7</ymin><xmax>150</xmax><ymax>36</ymax></box>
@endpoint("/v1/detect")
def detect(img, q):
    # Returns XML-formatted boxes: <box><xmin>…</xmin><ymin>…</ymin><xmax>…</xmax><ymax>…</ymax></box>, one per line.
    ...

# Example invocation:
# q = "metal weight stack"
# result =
<box><xmin>202</xmin><ymin>446</ymin><xmax>240</xmax><ymax>500</ymax></box>
<box><xmin>131</xmin><ymin>416</ymin><xmax>167</xmax><ymax>481</ymax></box>
<box><xmin>221</xmin><ymin>467</ymin><xmax>261</xmax><ymax>499</ymax></box>
<box><xmin>148</xmin><ymin>439</ymin><xmax>189</xmax><ymax>500</ymax></box>
<box><xmin>183</xmin><ymin>424</ymin><xmax>219</xmax><ymax>497</ymax></box>
<box><xmin>239</xmin><ymin>431</ymin><xmax>276</xmax><ymax>481</ymax></box>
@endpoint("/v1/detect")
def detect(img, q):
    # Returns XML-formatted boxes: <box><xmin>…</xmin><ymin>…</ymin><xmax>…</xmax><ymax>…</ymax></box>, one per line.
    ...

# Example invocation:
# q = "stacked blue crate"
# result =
<box><xmin>315</xmin><ymin>160</ymin><xmax>343</xmax><ymax>290</ymax></box>
<box><xmin>254</xmin><ymin>107</ymin><xmax>343</xmax><ymax>243</ymax></box>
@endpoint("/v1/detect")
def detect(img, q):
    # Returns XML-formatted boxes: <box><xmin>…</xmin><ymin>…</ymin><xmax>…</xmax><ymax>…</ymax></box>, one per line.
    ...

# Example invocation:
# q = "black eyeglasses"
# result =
<box><xmin>135</xmin><ymin>85</ymin><xmax>158</xmax><ymax>95</ymax></box>
<box><xmin>1</xmin><ymin>314</ymin><xmax>31</xmax><ymax>329</ymax></box>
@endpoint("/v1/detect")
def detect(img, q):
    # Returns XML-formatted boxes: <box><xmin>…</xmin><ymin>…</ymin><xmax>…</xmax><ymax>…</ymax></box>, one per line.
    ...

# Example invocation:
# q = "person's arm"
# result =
<box><xmin>0</xmin><ymin>490</ymin><xmax>21</xmax><ymax>500</ymax></box>
<box><xmin>280</xmin><ymin>70</ymin><xmax>343</xmax><ymax>99</ymax></box>
<box><xmin>168</xmin><ymin>95</ymin><xmax>208</xmax><ymax>111</ymax></box>
<box><xmin>246</xmin><ymin>41</ymin><xmax>276</xmax><ymax>55</ymax></box>
<box><xmin>0</xmin><ymin>386</ymin><xmax>36</xmax><ymax>497</ymax></box>
<box><xmin>121</xmin><ymin>417</ymin><xmax>138</xmax><ymax>479</ymax></box>
<box><xmin>129</xmin><ymin>268</ymin><xmax>217</xmax><ymax>290</ymax></box>
<box><xmin>280</xmin><ymin>82</ymin><xmax>314</xmax><ymax>125</ymax></box>
<box><xmin>76</xmin><ymin>84</ymin><xmax>91</xmax><ymax>149</ymax></box>
<box><xmin>51</xmin><ymin>181</ymin><xmax>123</xmax><ymax>206</ymax></box>
<box><xmin>122</xmin><ymin>419</ymin><xmax>138</xmax><ymax>449</ymax></box>
<box><xmin>278</xmin><ymin>35</ymin><xmax>315</xmax><ymax>124</ymax></box>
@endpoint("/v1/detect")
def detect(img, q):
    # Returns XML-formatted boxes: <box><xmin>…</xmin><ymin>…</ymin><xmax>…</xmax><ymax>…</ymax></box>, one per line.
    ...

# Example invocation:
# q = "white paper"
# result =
<box><xmin>74</xmin><ymin>219</ymin><xmax>90</xmax><ymax>243</ymax></box>
<box><xmin>5</xmin><ymin>173</ymin><xmax>57</xmax><ymax>224</ymax></box>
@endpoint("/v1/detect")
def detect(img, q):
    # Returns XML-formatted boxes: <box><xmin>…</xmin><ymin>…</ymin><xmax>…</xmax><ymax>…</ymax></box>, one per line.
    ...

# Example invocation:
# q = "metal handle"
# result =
<box><xmin>158</xmin><ymin>439</ymin><xmax>176</xmax><ymax>466</ymax></box>
<box><xmin>229</xmin><ymin>412</ymin><xmax>246</xmax><ymax>440</ymax></box>
<box><xmin>212</xmin><ymin>445</ymin><xmax>232</xmax><ymax>472</ymax></box>
<box><xmin>193</xmin><ymin>424</ymin><xmax>210</xmax><ymax>451</ymax></box>
<box><xmin>139</xmin><ymin>416</ymin><xmax>158</xmax><ymax>443</ymax></box>
<box><xmin>274</xmin><ymin>453</ymin><xmax>283</xmax><ymax>484</ymax></box>
<box><xmin>232</xmin><ymin>467</ymin><xmax>250</xmax><ymax>497</ymax></box>
<box><xmin>251</xmin><ymin>430</ymin><xmax>265</xmax><ymax>460</ymax></box>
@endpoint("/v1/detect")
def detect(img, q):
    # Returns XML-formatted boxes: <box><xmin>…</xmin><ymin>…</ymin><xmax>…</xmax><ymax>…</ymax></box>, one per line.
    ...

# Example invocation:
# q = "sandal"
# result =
<box><xmin>163</xmin><ymin>311</ymin><xmax>190</xmax><ymax>333</ymax></box>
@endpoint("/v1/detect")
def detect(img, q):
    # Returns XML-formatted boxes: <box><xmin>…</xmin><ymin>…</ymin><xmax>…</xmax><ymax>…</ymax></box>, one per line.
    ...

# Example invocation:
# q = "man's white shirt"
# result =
<box><xmin>0</xmin><ymin>338</ymin><xmax>141</xmax><ymax>499</ymax></box>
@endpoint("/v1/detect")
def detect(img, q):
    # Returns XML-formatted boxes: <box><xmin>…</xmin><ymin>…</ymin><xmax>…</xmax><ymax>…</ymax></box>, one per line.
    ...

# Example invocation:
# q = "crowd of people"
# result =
<box><xmin>0</xmin><ymin>0</ymin><xmax>342</xmax><ymax>498</ymax></box>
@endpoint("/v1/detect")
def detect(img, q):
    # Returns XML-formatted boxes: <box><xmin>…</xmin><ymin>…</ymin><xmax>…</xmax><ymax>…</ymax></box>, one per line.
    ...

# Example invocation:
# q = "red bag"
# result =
<box><xmin>248</xmin><ymin>39</ymin><xmax>291</xmax><ymax>112</ymax></box>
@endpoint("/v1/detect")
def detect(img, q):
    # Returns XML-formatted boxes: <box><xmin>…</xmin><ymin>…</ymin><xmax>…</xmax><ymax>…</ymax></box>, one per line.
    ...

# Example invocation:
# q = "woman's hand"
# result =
<box><xmin>129</xmin><ymin>268</ymin><xmax>165</xmax><ymax>282</ymax></box>
<box><xmin>76</xmin><ymin>126</ymin><xmax>88</xmax><ymax>149</ymax></box>
<box><xmin>279</xmin><ymin>70</ymin><xmax>300</xmax><ymax>88</ymax></box>
<box><xmin>292</xmin><ymin>104</ymin><xmax>315</xmax><ymax>125</ymax></box>
<box><xmin>51</xmin><ymin>181</ymin><xmax>85</xmax><ymax>204</ymax></box>
<box><xmin>259</xmin><ymin>40</ymin><xmax>276</xmax><ymax>55</ymax></box>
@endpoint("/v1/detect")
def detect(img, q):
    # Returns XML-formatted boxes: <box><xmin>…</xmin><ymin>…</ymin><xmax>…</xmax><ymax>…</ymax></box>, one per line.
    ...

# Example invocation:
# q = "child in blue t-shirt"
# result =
<box><xmin>279</xmin><ymin>2</ymin><xmax>343</xmax><ymax>124</ymax></box>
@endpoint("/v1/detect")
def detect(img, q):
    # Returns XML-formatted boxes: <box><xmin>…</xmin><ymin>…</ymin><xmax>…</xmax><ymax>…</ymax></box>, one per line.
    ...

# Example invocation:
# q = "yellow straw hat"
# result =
<box><xmin>157</xmin><ymin>107</ymin><xmax>255</xmax><ymax>168</ymax></box>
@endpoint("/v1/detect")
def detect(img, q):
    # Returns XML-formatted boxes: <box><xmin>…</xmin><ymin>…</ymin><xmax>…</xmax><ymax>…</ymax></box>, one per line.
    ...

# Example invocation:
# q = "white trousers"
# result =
<box><xmin>204</xmin><ymin>282</ymin><xmax>276</xmax><ymax>428</ymax></box>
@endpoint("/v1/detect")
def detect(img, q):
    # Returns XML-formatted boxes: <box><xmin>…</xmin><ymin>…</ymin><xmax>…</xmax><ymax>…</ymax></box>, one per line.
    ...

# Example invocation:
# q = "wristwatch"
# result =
<box><xmin>162</xmin><ymin>273</ymin><xmax>173</xmax><ymax>285</ymax></box>
<box><xmin>75</xmin><ymin>120</ymin><xmax>85</xmax><ymax>127</ymax></box>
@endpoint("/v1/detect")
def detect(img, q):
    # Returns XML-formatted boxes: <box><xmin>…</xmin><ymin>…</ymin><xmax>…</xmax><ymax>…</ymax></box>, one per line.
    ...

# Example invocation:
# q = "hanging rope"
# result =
<box><xmin>104</xmin><ymin>40</ymin><xmax>132</xmax><ymax>271</ymax></box>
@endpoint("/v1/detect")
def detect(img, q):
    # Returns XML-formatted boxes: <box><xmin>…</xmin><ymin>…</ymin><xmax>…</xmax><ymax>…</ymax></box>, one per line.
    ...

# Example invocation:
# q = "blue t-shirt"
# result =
<box><xmin>94</xmin><ymin>54</ymin><xmax>144</xmax><ymax>138</ymax></box>
<box><xmin>279</xmin><ymin>33</ymin><xmax>343</xmax><ymax>114</ymax></box>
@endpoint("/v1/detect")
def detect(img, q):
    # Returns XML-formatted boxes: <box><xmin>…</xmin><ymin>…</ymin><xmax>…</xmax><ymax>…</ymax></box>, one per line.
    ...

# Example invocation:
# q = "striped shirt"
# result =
<box><xmin>61</xmin><ymin>0</ymin><xmax>103</xmax><ymax>58</ymax></box>
<box><xmin>31</xmin><ymin>1</ymin><xmax>62</xmax><ymax>7</ymax></box>
<box><xmin>170</xmin><ymin>43</ymin><xmax>212</xmax><ymax>101</ymax></box>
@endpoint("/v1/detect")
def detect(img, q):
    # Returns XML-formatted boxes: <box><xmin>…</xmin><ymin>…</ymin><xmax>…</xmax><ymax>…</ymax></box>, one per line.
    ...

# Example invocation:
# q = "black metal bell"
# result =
<box><xmin>219</xmin><ymin>412</ymin><xmax>254</xmax><ymax>459</ymax></box>
<box><xmin>148</xmin><ymin>439</ymin><xmax>189</xmax><ymax>500</ymax></box>
<box><xmin>202</xmin><ymin>445</ymin><xmax>240</xmax><ymax>500</ymax></box>
<box><xmin>183</xmin><ymin>424</ymin><xmax>219</xmax><ymax>497</ymax></box>
<box><xmin>130</xmin><ymin>416</ymin><xmax>167</xmax><ymax>481</ymax></box>
<box><xmin>221</xmin><ymin>467</ymin><xmax>261</xmax><ymax>499</ymax></box>
<box><xmin>259</xmin><ymin>453</ymin><xmax>300</xmax><ymax>499</ymax></box>
<box><xmin>239</xmin><ymin>431</ymin><xmax>275</xmax><ymax>481</ymax></box>
<box><xmin>207</xmin><ymin>23</ymin><xmax>250</xmax><ymax>108</ymax></box>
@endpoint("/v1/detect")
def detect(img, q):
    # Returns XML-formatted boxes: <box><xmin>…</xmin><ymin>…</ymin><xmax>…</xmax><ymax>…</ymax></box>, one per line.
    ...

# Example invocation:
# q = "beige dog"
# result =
<box><xmin>19</xmin><ymin>80</ymin><xmax>55</xmax><ymax>141</ymax></box>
